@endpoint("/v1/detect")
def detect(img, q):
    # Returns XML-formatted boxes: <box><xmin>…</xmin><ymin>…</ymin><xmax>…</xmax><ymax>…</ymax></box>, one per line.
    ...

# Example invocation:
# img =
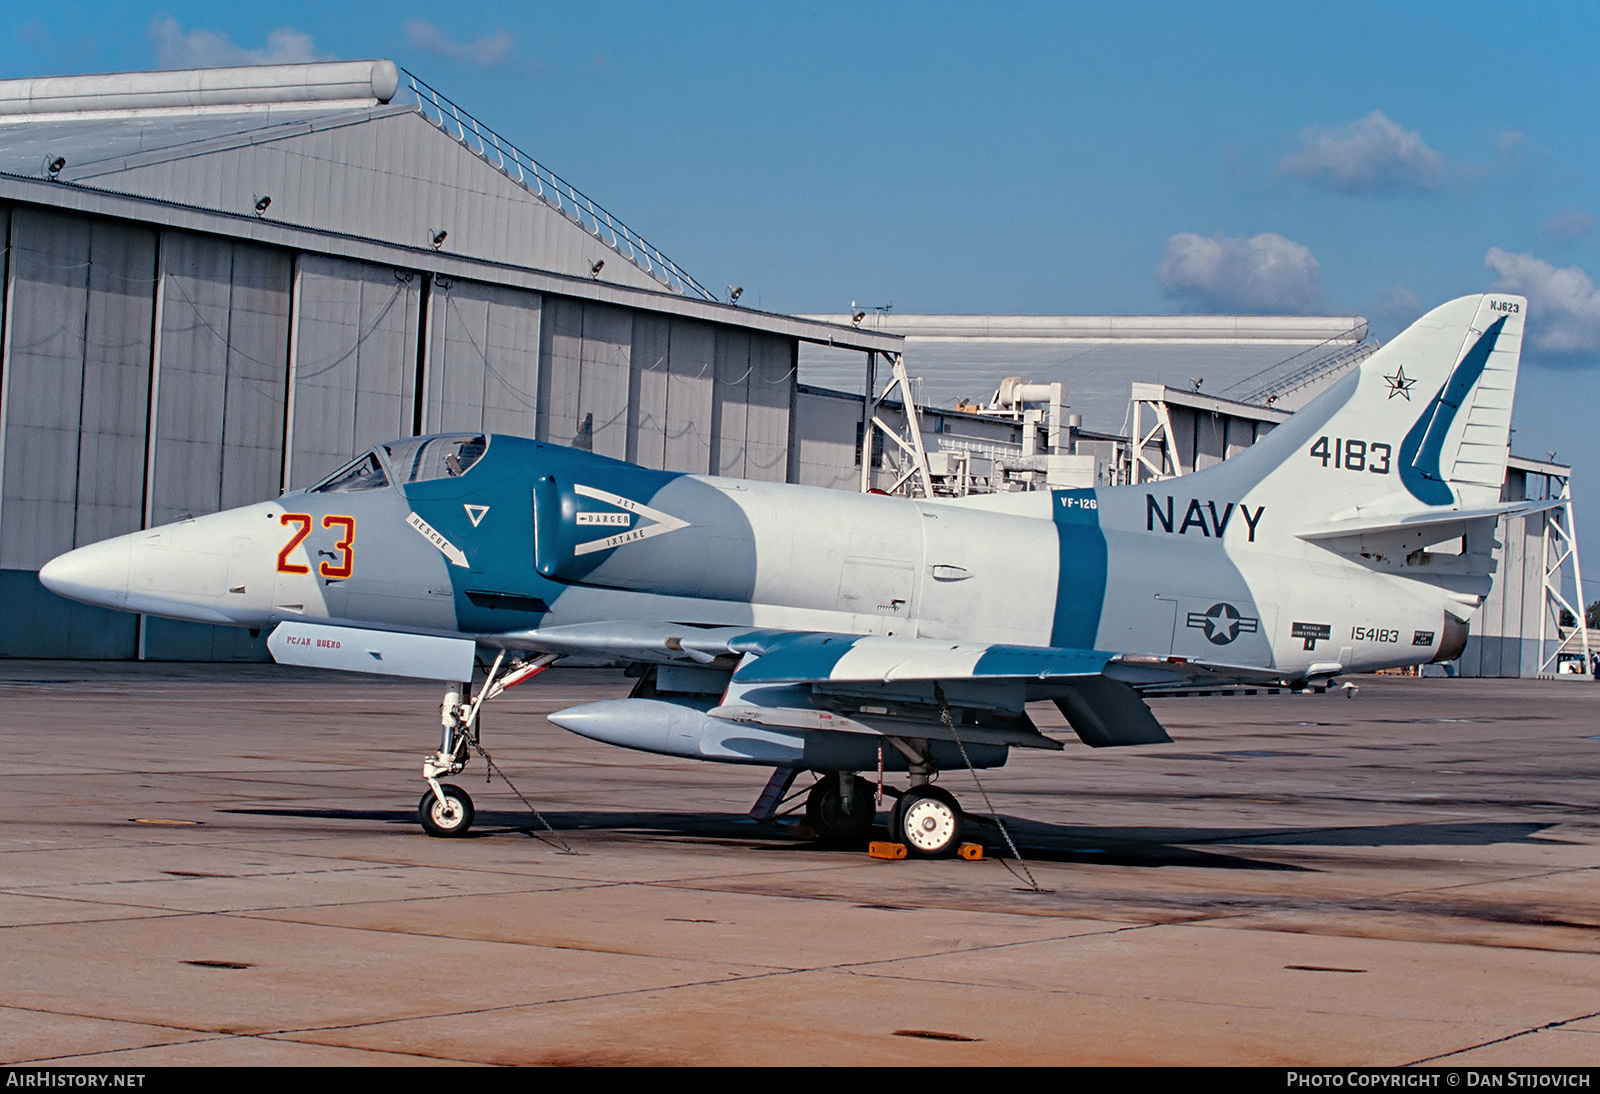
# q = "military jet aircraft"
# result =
<box><xmin>40</xmin><ymin>293</ymin><xmax>1544</xmax><ymax>855</ymax></box>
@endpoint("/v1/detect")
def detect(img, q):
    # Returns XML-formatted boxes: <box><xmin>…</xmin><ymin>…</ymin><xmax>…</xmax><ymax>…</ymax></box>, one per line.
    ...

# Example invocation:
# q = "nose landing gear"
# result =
<box><xmin>417</xmin><ymin>650</ymin><xmax>558</xmax><ymax>838</ymax></box>
<box><xmin>418</xmin><ymin>783</ymin><xmax>474</xmax><ymax>837</ymax></box>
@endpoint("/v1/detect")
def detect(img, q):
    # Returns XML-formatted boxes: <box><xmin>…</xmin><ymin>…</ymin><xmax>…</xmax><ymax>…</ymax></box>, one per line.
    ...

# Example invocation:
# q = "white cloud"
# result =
<box><xmin>1371</xmin><ymin>283</ymin><xmax>1424</xmax><ymax>338</ymax></box>
<box><xmin>1157</xmin><ymin>232</ymin><xmax>1323</xmax><ymax>314</ymax></box>
<box><xmin>1486</xmin><ymin>248</ymin><xmax>1600</xmax><ymax>356</ymax></box>
<box><xmin>1278</xmin><ymin>110</ymin><xmax>1443</xmax><ymax>194</ymax></box>
<box><xmin>150</xmin><ymin>18</ymin><xmax>333</xmax><ymax>69</ymax></box>
<box><xmin>404</xmin><ymin>21</ymin><xmax>514</xmax><ymax>67</ymax></box>
<box><xmin>1494</xmin><ymin>129</ymin><xmax>1529</xmax><ymax>156</ymax></box>
<box><xmin>1542</xmin><ymin>209</ymin><xmax>1596</xmax><ymax>242</ymax></box>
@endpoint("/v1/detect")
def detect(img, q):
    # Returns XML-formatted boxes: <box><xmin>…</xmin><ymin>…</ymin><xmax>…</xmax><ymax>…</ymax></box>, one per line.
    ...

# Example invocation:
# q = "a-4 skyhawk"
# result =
<box><xmin>40</xmin><ymin>294</ymin><xmax>1545</xmax><ymax>855</ymax></box>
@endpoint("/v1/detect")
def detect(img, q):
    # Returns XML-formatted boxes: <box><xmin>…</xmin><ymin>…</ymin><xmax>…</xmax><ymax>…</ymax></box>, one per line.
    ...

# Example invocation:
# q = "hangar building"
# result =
<box><xmin>0</xmin><ymin>60</ymin><xmax>1582</xmax><ymax>677</ymax></box>
<box><xmin>0</xmin><ymin>60</ymin><xmax>900</xmax><ymax>659</ymax></box>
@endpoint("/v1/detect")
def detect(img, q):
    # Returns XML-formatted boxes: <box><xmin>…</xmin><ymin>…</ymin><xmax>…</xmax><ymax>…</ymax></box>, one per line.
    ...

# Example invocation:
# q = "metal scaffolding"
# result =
<box><xmin>1535</xmin><ymin>478</ymin><xmax>1591</xmax><ymax>677</ymax></box>
<box><xmin>858</xmin><ymin>352</ymin><xmax>934</xmax><ymax>498</ymax></box>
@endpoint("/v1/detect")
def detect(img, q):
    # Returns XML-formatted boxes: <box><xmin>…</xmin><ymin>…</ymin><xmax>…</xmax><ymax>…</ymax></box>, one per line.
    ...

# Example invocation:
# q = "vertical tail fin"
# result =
<box><xmin>1394</xmin><ymin>298</ymin><xmax>1523</xmax><ymax>509</ymax></box>
<box><xmin>1233</xmin><ymin>294</ymin><xmax>1525</xmax><ymax>518</ymax></box>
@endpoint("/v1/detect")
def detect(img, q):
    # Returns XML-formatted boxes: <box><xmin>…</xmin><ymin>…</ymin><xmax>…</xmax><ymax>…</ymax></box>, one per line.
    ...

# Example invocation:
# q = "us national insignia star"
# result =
<box><xmin>1186</xmin><ymin>602</ymin><xmax>1260</xmax><ymax>645</ymax></box>
<box><xmin>1384</xmin><ymin>365</ymin><xmax>1416</xmax><ymax>400</ymax></box>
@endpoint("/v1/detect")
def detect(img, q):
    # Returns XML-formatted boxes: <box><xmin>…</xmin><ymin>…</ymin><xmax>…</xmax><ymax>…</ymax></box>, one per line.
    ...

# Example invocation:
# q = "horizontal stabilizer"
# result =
<box><xmin>1297</xmin><ymin>497</ymin><xmax>1563</xmax><ymax>542</ymax></box>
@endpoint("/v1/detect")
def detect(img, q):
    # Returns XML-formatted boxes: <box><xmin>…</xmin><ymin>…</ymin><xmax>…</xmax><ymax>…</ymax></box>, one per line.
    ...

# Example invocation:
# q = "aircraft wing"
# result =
<box><xmin>508</xmin><ymin>623</ymin><xmax>1350</xmax><ymax>747</ymax></box>
<box><xmin>506</xmin><ymin>621</ymin><xmax>1120</xmax><ymax>686</ymax></box>
<box><xmin>506</xmin><ymin>622</ymin><xmax>1279</xmax><ymax>691</ymax></box>
<box><xmin>503</xmin><ymin>623</ymin><xmax>1178</xmax><ymax>748</ymax></box>
<box><xmin>271</xmin><ymin>618</ymin><xmax>1309</xmax><ymax>749</ymax></box>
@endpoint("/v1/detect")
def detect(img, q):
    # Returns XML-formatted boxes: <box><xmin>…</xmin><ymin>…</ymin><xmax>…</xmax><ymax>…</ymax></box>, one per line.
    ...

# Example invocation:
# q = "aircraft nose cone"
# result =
<box><xmin>38</xmin><ymin>538</ymin><xmax>133</xmax><ymax>610</ymax></box>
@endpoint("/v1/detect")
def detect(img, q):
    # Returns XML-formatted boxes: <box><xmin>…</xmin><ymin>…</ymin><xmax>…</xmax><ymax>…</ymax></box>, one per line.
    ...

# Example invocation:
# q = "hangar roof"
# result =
<box><xmin>0</xmin><ymin>60</ymin><xmax>897</xmax><ymax>353</ymax></box>
<box><xmin>0</xmin><ymin>60</ymin><xmax>698</xmax><ymax>298</ymax></box>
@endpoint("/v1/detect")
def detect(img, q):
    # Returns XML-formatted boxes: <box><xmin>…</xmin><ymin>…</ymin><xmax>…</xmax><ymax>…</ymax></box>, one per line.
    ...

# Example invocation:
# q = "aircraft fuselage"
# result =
<box><xmin>41</xmin><ymin>432</ymin><xmax>1465</xmax><ymax>681</ymax></box>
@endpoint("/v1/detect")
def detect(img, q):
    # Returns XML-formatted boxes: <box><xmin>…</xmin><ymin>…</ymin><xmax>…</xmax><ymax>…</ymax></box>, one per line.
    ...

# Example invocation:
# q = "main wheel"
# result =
<box><xmin>893</xmin><ymin>786</ymin><xmax>963</xmax><ymax>857</ymax></box>
<box><xmin>805</xmin><ymin>772</ymin><xmax>876</xmax><ymax>842</ymax></box>
<box><xmin>418</xmin><ymin>783</ymin><xmax>474</xmax><ymax>837</ymax></box>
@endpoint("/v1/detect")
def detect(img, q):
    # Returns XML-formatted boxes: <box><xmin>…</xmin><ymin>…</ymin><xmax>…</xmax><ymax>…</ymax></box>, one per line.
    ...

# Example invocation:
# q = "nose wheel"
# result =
<box><xmin>891</xmin><ymin>785</ymin><xmax>964</xmax><ymax>857</ymax></box>
<box><xmin>414</xmin><ymin>650</ymin><xmax>560</xmax><ymax>839</ymax></box>
<box><xmin>418</xmin><ymin>783</ymin><xmax>474</xmax><ymax>837</ymax></box>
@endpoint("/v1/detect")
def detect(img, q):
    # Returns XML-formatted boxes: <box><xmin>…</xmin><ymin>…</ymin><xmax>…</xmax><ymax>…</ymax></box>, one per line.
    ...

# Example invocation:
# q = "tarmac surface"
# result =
<box><xmin>0</xmin><ymin>660</ymin><xmax>1597</xmax><ymax>1066</ymax></box>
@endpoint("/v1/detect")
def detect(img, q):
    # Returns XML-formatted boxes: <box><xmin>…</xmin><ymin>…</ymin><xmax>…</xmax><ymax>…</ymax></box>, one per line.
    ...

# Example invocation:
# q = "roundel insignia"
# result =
<box><xmin>1186</xmin><ymin>601</ymin><xmax>1260</xmax><ymax>645</ymax></box>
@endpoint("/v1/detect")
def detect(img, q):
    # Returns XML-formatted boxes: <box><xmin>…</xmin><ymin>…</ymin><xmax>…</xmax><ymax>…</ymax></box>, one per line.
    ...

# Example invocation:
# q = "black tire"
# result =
<box><xmin>805</xmin><ymin>772</ymin><xmax>876</xmax><ymax>842</ymax></box>
<box><xmin>893</xmin><ymin>786</ymin><xmax>963</xmax><ymax>857</ymax></box>
<box><xmin>418</xmin><ymin>784</ymin><xmax>474</xmax><ymax>837</ymax></box>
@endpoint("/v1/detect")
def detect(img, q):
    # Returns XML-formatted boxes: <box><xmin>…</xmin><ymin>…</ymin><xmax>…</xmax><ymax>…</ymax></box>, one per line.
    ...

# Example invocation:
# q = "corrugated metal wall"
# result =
<box><xmin>793</xmin><ymin>388</ymin><xmax>864</xmax><ymax>491</ymax></box>
<box><xmin>537</xmin><ymin>299</ymin><xmax>740</xmax><ymax>476</ymax></box>
<box><xmin>0</xmin><ymin>208</ymin><xmax>155</xmax><ymax>656</ymax></box>
<box><xmin>1458</xmin><ymin>468</ymin><xmax>1546</xmax><ymax>678</ymax></box>
<box><xmin>288</xmin><ymin>254</ymin><xmax>417</xmax><ymax>489</ymax></box>
<box><xmin>0</xmin><ymin>202</ymin><xmax>800</xmax><ymax>659</ymax></box>
<box><xmin>663</xmin><ymin>319</ymin><xmax>715</xmax><ymax>475</ymax></box>
<box><xmin>1161</xmin><ymin>404</ymin><xmax>1272</xmax><ymax>476</ymax></box>
<box><xmin>154</xmin><ymin>233</ymin><xmax>291</xmax><ymax>520</ymax></box>
<box><xmin>423</xmin><ymin>279</ymin><xmax>542</xmax><ymax>438</ymax></box>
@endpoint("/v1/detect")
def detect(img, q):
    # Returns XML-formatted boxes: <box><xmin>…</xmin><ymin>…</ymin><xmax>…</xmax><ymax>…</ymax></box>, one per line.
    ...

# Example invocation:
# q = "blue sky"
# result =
<box><xmin>7</xmin><ymin>3</ymin><xmax>1600</xmax><ymax>598</ymax></box>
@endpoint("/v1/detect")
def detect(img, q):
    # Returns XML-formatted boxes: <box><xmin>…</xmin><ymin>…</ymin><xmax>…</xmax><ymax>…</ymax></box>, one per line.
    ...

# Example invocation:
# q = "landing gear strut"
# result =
<box><xmin>417</xmin><ymin>651</ymin><xmax>558</xmax><ymax>838</ymax></box>
<box><xmin>805</xmin><ymin>771</ymin><xmax>876</xmax><ymax>842</ymax></box>
<box><xmin>881</xmin><ymin>735</ymin><xmax>966</xmax><ymax>857</ymax></box>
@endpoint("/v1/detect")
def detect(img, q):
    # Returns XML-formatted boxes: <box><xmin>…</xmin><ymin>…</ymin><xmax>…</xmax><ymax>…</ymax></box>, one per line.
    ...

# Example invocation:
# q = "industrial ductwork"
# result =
<box><xmin>0</xmin><ymin>60</ymin><xmax>400</xmax><ymax>118</ymax></box>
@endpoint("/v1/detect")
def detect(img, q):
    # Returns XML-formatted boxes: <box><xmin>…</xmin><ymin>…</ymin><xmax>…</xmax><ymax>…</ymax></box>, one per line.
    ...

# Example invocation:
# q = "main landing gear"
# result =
<box><xmin>417</xmin><ymin>650</ymin><xmax>559</xmax><ymax>838</ymax></box>
<box><xmin>805</xmin><ymin>772</ymin><xmax>876</xmax><ymax>843</ymax></box>
<box><xmin>891</xmin><ymin>785</ymin><xmax>964</xmax><ymax>856</ymax></box>
<box><xmin>792</xmin><ymin>740</ymin><xmax>969</xmax><ymax>857</ymax></box>
<box><xmin>882</xmin><ymin>734</ymin><xmax>969</xmax><ymax>857</ymax></box>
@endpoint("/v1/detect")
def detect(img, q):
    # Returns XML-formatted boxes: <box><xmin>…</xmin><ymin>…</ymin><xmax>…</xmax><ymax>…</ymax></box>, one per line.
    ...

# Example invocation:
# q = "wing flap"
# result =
<box><xmin>1054</xmin><ymin>677</ymin><xmax>1172</xmax><ymax>746</ymax></box>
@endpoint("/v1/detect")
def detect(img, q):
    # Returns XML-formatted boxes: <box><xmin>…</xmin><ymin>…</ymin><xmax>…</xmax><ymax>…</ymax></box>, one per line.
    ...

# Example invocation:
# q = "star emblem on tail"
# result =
<box><xmin>1384</xmin><ymin>365</ymin><xmax>1416</xmax><ymax>400</ymax></box>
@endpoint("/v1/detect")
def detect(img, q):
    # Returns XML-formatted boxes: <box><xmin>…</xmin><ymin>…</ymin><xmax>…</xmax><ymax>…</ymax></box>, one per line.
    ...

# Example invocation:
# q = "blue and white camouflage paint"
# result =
<box><xmin>39</xmin><ymin>295</ymin><xmax>1545</xmax><ymax>845</ymax></box>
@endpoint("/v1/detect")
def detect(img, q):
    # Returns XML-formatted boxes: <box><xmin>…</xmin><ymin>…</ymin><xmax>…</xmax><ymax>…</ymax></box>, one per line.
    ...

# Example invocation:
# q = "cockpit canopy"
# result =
<box><xmin>310</xmin><ymin>434</ymin><xmax>487</xmax><ymax>494</ymax></box>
